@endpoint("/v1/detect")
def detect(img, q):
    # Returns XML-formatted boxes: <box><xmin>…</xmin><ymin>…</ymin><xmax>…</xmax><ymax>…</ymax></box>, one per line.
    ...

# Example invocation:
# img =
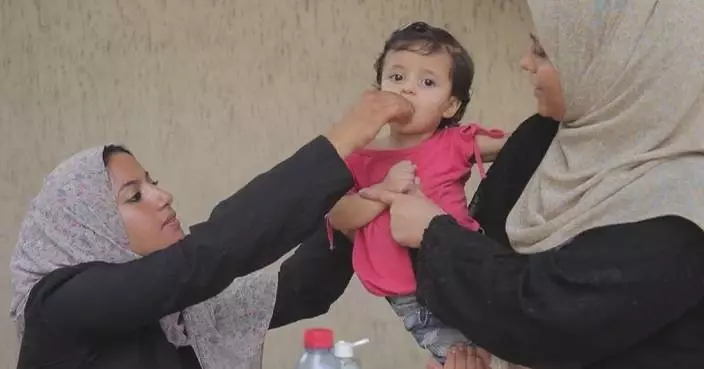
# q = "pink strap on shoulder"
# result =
<box><xmin>460</xmin><ymin>123</ymin><xmax>505</xmax><ymax>178</ymax></box>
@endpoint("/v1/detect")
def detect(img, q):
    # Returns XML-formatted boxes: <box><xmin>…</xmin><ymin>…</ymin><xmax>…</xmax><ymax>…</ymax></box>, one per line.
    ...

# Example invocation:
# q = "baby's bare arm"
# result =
<box><xmin>328</xmin><ymin>190</ymin><xmax>388</xmax><ymax>232</ymax></box>
<box><xmin>476</xmin><ymin>133</ymin><xmax>510</xmax><ymax>162</ymax></box>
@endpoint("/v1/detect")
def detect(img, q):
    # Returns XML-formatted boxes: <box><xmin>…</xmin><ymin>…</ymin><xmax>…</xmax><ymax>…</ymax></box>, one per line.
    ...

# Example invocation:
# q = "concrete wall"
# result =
<box><xmin>0</xmin><ymin>0</ymin><xmax>534</xmax><ymax>367</ymax></box>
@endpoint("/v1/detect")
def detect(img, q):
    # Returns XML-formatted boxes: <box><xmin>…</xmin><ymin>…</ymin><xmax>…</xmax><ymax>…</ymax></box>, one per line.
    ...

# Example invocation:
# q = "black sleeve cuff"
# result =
<box><xmin>287</xmin><ymin>135</ymin><xmax>355</xmax><ymax>191</ymax></box>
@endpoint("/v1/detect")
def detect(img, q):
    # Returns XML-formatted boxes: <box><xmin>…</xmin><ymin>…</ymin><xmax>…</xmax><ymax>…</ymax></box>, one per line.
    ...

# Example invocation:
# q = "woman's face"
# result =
<box><xmin>520</xmin><ymin>34</ymin><xmax>566</xmax><ymax>121</ymax></box>
<box><xmin>106</xmin><ymin>152</ymin><xmax>185</xmax><ymax>256</ymax></box>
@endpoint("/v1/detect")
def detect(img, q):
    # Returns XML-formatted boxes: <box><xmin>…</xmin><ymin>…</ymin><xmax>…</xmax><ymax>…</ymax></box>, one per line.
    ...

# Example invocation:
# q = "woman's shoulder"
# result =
<box><xmin>509</xmin><ymin>113</ymin><xmax>559</xmax><ymax>144</ymax></box>
<box><xmin>485</xmin><ymin>113</ymin><xmax>559</xmax><ymax>170</ymax></box>
<box><xmin>24</xmin><ymin>262</ymin><xmax>108</xmax><ymax>314</ymax></box>
<box><xmin>18</xmin><ymin>263</ymin><xmax>108</xmax><ymax>368</ymax></box>
<box><xmin>18</xmin><ymin>314</ymin><xmax>173</xmax><ymax>369</ymax></box>
<box><xmin>20</xmin><ymin>261</ymin><xmax>178</xmax><ymax>368</ymax></box>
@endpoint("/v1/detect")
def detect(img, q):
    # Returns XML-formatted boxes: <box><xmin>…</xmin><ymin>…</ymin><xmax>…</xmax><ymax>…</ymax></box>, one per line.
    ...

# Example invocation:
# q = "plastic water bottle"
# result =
<box><xmin>333</xmin><ymin>338</ymin><xmax>369</xmax><ymax>369</ymax></box>
<box><xmin>294</xmin><ymin>328</ymin><xmax>339</xmax><ymax>369</ymax></box>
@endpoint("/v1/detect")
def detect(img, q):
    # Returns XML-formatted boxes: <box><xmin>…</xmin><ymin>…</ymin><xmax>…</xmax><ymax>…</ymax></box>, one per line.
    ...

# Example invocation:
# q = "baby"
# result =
<box><xmin>328</xmin><ymin>21</ymin><xmax>505</xmax><ymax>364</ymax></box>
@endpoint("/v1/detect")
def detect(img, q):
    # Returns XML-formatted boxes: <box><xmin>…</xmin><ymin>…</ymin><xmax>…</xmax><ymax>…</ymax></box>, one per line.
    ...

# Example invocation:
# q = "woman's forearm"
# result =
<box><xmin>269</xmin><ymin>226</ymin><xmax>354</xmax><ymax>328</ymax></box>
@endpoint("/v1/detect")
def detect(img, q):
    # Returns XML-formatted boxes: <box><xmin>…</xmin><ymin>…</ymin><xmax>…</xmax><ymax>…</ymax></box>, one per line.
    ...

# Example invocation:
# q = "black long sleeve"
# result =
<box><xmin>269</xmin><ymin>226</ymin><xmax>354</xmax><ymax>329</ymax></box>
<box><xmin>26</xmin><ymin>136</ymin><xmax>353</xmax><ymax>341</ymax></box>
<box><xmin>416</xmin><ymin>215</ymin><xmax>704</xmax><ymax>368</ymax></box>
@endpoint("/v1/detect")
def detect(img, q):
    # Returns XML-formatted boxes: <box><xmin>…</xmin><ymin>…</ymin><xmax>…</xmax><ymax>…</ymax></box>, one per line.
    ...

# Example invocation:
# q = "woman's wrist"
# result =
<box><xmin>323</xmin><ymin>132</ymin><xmax>357</xmax><ymax>159</ymax></box>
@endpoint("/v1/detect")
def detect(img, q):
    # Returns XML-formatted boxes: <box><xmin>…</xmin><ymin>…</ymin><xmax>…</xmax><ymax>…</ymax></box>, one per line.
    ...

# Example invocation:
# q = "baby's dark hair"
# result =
<box><xmin>374</xmin><ymin>21</ymin><xmax>474</xmax><ymax>129</ymax></box>
<box><xmin>102</xmin><ymin>144</ymin><xmax>133</xmax><ymax>166</ymax></box>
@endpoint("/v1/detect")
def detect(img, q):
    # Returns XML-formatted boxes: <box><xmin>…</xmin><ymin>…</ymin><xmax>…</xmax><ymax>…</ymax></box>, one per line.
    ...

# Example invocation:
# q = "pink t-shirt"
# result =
<box><xmin>336</xmin><ymin>123</ymin><xmax>504</xmax><ymax>297</ymax></box>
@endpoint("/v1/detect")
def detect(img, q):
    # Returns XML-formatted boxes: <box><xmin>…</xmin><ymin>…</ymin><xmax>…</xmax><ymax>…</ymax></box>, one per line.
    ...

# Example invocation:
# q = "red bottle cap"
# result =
<box><xmin>303</xmin><ymin>328</ymin><xmax>333</xmax><ymax>349</ymax></box>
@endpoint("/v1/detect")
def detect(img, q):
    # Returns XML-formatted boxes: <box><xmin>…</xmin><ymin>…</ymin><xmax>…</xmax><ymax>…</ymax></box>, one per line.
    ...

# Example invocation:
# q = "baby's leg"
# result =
<box><xmin>386</xmin><ymin>295</ymin><xmax>472</xmax><ymax>364</ymax></box>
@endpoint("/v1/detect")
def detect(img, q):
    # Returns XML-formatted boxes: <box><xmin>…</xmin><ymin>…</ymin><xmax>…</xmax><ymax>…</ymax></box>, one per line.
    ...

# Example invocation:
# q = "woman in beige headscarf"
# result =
<box><xmin>361</xmin><ymin>1</ymin><xmax>704</xmax><ymax>368</ymax></box>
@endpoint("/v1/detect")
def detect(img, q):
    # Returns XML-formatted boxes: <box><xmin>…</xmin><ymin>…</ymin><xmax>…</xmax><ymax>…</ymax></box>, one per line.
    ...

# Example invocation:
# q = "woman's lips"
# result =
<box><xmin>162</xmin><ymin>214</ymin><xmax>181</xmax><ymax>230</ymax></box>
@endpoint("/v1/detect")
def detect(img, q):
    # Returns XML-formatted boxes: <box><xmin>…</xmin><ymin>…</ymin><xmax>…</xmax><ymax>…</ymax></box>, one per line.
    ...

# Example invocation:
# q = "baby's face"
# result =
<box><xmin>380</xmin><ymin>47</ymin><xmax>460</xmax><ymax>135</ymax></box>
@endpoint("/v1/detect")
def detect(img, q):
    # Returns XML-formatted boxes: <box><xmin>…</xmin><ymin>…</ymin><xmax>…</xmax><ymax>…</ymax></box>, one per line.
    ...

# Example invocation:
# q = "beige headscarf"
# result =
<box><xmin>506</xmin><ymin>1</ymin><xmax>704</xmax><ymax>253</ymax></box>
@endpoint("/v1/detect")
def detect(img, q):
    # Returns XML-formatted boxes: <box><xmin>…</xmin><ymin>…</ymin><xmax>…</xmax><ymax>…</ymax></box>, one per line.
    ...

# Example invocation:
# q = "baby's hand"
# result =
<box><xmin>381</xmin><ymin>160</ymin><xmax>416</xmax><ymax>193</ymax></box>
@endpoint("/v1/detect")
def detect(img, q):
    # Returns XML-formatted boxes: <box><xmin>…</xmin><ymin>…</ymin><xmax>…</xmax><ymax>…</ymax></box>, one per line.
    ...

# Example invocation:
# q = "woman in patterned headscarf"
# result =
<box><xmin>10</xmin><ymin>90</ymin><xmax>412</xmax><ymax>369</ymax></box>
<box><xmin>362</xmin><ymin>1</ymin><xmax>704</xmax><ymax>368</ymax></box>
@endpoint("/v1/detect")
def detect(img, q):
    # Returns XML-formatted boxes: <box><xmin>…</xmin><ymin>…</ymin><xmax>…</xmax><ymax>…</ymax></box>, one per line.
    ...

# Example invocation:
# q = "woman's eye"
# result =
<box><xmin>128</xmin><ymin>192</ymin><xmax>142</xmax><ymax>203</ymax></box>
<box><xmin>532</xmin><ymin>45</ymin><xmax>547</xmax><ymax>58</ymax></box>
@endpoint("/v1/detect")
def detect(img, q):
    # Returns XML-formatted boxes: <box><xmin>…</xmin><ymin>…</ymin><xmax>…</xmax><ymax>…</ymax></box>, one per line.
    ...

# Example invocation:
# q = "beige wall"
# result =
<box><xmin>0</xmin><ymin>1</ymin><xmax>534</xmax><ymax>368</ymax></box>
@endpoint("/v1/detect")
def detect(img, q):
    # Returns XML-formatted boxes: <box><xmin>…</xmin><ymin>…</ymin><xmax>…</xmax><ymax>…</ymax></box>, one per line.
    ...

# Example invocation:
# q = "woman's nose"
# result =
<box><xmin>519</xmin><ymin>52</ymin><xmax>534</xmax><ymax>72</ymax></box>
<box><xmin>152</xmin><ymin>185</ymin><xmax>174</xmax><ymax>209</ymax></box>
